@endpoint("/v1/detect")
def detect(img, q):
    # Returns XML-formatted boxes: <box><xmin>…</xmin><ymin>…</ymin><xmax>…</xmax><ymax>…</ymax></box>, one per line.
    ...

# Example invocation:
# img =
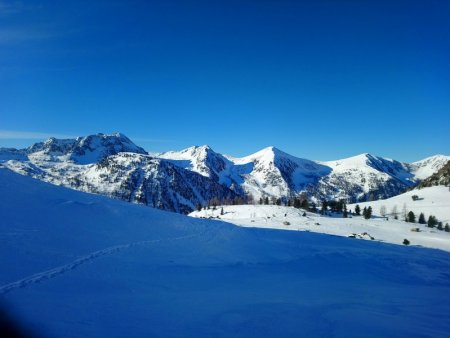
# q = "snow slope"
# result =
<box><xmin>2</xmin><ymin>169</ymin><xmax>450</xmax><ymax>337</ymax></box>
<box><xmin>190</xmin><ymin>202</ymin><xmax>450</xmax><ymax>252</ymax></box>
<box><xmin>350</xmin><ymin>185</ymin><xmax>450</xmax><ymax>224</ymax></box>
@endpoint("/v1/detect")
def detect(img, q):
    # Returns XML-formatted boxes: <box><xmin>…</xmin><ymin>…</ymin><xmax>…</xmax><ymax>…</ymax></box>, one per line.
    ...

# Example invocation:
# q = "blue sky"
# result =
<box><xmin>1</xmin><ymin>0</ymin><xmax>449</xmax><ymax>161</ymax></box>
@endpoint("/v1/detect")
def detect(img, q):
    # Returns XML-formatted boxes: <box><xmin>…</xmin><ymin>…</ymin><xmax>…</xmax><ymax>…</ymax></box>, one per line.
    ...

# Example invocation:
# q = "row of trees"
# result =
<box><xmin>407</xmin><ymin>211</ymin><xmax>449</xmax><ymax>231</ymax></box>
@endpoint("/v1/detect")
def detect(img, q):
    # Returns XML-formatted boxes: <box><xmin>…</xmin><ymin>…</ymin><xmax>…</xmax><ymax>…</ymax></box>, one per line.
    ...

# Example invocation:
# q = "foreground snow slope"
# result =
<box><xmin>190</xmin><ymin>202</ymin><xmax>450</xmax><ymax>252</ymax></box>
<box><xmin>2</xmin><ymin>169</ymin><xmax>450</xmax><ymax>337</ymax></box>
<box><xmin>351</xmin><ymin>186</ymin><xmax>450</xmax><ymax>223</ymax></box>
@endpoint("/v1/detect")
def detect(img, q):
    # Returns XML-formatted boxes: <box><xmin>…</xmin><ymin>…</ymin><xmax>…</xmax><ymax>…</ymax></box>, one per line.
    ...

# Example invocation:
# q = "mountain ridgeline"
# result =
<box><xmin>0</xmin><ymin>133</ymin><xmax>448</xmax><ymax>213</ymax></box>
<box><xmin>416</xmin><ymin>160</ymin><xmax>450</xmax><ymax>188</ymax></box>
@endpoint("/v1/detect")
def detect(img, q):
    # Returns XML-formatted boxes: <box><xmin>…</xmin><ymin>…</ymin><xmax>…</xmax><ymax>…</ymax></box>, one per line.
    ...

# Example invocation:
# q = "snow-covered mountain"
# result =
<box><xmin>0</xmin><ymin>135</ymin><xmax>236</xmax><ymax>213</ymax></box>
<box><xmin>409</xmin><ymin>154</ymin><xmax>450</xmax><ymax>180</ymax></box>
<box><xmin>1</xmin><ymin>133</ymin><xmax>448</xmax><ymax>213</ymax></box>
<box><xmin>315</xmin><ymin>153</ymin><xmax>418</xmax><ymax>202</ymax></box>
<box><xmin>27</xmin><ymin>132</ymin><xmax>147</xmax><ymax>164</ymax></box>
<box><xmin>160</xmin><ymin>145</ymin><xmax>447</xmax><ymax>203</ymax></box>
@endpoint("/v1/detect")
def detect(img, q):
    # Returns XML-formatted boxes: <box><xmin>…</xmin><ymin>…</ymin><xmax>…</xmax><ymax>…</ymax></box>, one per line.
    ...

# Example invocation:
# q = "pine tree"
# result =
<box><xmin>321</xmin><ymin>201</ymin><xmax>327</xmax><ymax>214</ymax></box>
<box><xmin>301</xmin><ymin>199</ymin><xmax>309</xmax><ymax>210</ymax></box>
<box><xmin>363</xmin><ymin>206</ymin><xmax>372</xmax><ymax>219</ymax></box>
<box><xmin>427</xmin><ymin>215</ymin><xmax>438</xmax><ymax>228</ymax></box>
<box><xmin>259</xmin><ymin>197</ymin><xmax>263</xmax><ymax>205</ymax></box>
<box><xmin>418</xmin><ymin>213</ymin><xmax>426</xmax><ymax>224</ymax></box>
<box><xmin>437</xmin><ymin>222</ymin><xmax>443</xmax><ymax>231</ymax></box>
<box><xmin>294</xmin><ymin>198</ymin><xmax>301</xmax><ymax>209</ymax></box>
<box><xmin>407</xmin><ymin>211</ymin><xmax>416</xmax><ymax>223</ymax></box>
<box><xmin>220</xmin><ymin>207</ymin><xmax>224</xmax><ymax>216</ymax></box>
<box><xmin>445</xmin><ymin>223</ymin><xmax>450</xmax><ymax>232</ymax></box>
<box><xmin>264</xmin><ymin>196</ymin><xmax>269</xmax><ymax>205</ymax></box>
<box><xmin>355</xmin><ymin>204</ymin><xmax>361</xmax><ymax>216</ymax></box>
<box><xmin>196</xmin><ymin>203</ymin><xmax>202</xmax><ymax>212</ymax></box>
<box><xmin>343</xmin><ymin>204</ymin><xmax>348</xmax><ymax>218</ymax></box>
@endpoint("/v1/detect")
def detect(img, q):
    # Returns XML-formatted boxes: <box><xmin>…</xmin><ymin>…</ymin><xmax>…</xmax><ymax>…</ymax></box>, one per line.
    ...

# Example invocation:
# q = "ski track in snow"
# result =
<box><xmin>0</xmin><ymin>233</ymin><xmax>202</xmax><ymax>295</ymax></box>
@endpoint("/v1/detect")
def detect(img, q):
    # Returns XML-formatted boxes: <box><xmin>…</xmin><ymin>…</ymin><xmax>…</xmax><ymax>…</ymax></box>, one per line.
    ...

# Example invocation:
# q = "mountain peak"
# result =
<box><xmin>27</xmin><ymin>132</ymin><xmax>146</xmax><ymax>164</ymax></box>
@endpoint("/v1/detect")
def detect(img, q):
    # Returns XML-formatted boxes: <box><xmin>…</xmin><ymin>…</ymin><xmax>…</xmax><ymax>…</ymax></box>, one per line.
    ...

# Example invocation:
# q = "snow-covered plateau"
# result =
<box><xmin>2</xmin><ymin>168</ymin><xmax>450</xmax><ymax>337</ymax></box>
<box><xmin>189</xmin><ymin>185</ymin><xmax>450</xmax><ymax>252</ymax></box>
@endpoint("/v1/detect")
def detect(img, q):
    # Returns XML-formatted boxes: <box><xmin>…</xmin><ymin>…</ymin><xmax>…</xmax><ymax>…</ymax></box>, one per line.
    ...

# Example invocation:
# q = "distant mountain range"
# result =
<box><xmin>1</xmin><ymin>133</ymin><xmax>448</xmax><ymax>213</ymax></box>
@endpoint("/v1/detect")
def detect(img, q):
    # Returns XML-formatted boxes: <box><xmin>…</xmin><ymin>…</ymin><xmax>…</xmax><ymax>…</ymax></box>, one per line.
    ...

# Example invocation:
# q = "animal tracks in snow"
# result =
<box><xmin>0</xmin><ymin>233</ymin><xmax>200</xmax><ymax>295</ymax></box>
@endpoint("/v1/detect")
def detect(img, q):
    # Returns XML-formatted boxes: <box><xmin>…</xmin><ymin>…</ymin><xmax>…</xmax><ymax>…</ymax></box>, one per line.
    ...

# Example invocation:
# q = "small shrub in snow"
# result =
<box><xmin>283</xmin><ymin>221</ymin><xmax>290</xmax><ymax>225</ymax></box>
<box><xmin>411</xmin><ymin>195</ymin><xmax>419</xmax><ymax>201</ymax></box>
<box><xmin>403</xmin><ymin>239</ymin><xmax>410</xmax><ymax>245</ymax></box>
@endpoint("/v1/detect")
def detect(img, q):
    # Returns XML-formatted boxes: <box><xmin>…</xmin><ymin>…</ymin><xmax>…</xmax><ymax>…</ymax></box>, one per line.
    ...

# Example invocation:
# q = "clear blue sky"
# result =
<box><xmin>1</xmin><ymin>0</ymin><xmax>449</xmax><ymax>162</ymax></box>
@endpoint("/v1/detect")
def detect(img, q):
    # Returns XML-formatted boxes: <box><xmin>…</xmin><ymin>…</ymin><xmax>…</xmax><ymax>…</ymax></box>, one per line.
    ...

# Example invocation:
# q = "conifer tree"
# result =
<box><xmin>407</xmin><ymin>211</ymin><xmax>416</xmax><ymax>223</ymax></box>
<box><xmin>355</xmin><ymin>204</ymin><xmax>361</xmax><ymax>216</ymax></box>
<box><xmin>427</xmin><ymin>215</ymin><xmax>438</xmax><ymax>228</ymax></box>
<box><xmin>301</xmin><ymin>199</ymin><xmax>309</xmax><ymax>210</ymax></box>
<box><xmin>321</xmin><ymin>201</ymin><xmax>327</xmax><ymax>214</ymax></box>
<box><xmin>363</xmin><ymin>206</ymin><xmax>372</xmax><ymax>219</ymax></box>
<box><xmin>418</xmin><ymin>213</ymin><xmax>426</xmax><ymax>224</ymax></box>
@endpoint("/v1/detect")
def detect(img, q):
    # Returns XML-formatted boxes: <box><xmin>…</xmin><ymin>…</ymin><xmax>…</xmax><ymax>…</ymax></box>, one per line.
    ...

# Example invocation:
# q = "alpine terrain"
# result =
<box><xmin>1</xmin><ymin>133</ymin><xmax>448</xmax><ymax>213</ymax></box>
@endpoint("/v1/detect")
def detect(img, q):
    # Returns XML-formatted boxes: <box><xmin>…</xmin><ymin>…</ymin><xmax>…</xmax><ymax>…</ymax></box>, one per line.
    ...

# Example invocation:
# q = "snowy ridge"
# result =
<box><xmin>409</xmin><ymin>154</ymin><xmax>450</xmax><ymax>180</ymax></box>
<box><xmin>1</xmin><ymin>132</ymin><xmax>448</xmax><ymax>213</ymax></box>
